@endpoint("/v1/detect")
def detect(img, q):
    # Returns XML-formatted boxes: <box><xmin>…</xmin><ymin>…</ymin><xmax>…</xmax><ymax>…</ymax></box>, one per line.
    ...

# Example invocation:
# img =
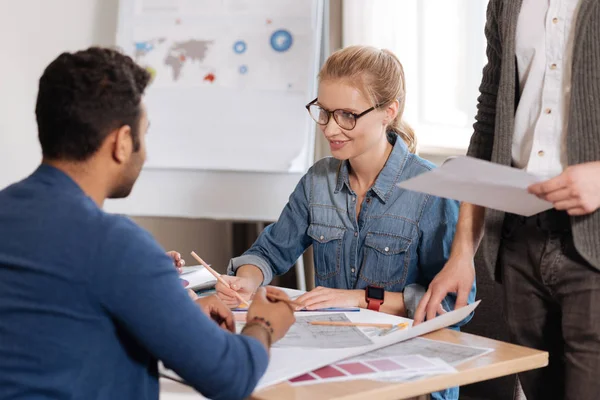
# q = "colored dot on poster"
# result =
<box><xmin>233</xmin><ymin>40</ymin><xmax>247</xmax><ymax>54</ymax></box>
<box><xmin>270</xmin><ymin>29</ymin><xmax>293</xmax><ymax>52</ymax></box>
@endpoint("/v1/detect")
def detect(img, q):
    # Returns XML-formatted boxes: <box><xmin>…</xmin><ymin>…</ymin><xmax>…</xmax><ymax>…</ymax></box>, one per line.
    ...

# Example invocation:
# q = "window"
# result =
<box><xmin>343</xmin><ymin>0</ymin><xmax>489</xmax><ymax>155</ymax></box>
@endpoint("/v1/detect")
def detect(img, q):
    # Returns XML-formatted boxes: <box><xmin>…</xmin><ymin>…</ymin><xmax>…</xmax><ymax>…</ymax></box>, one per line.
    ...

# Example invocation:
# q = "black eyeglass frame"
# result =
<box><xmin>304</xmin><ymin>98</ymin><xmax>380</xmax><ymax>130</ymax></box>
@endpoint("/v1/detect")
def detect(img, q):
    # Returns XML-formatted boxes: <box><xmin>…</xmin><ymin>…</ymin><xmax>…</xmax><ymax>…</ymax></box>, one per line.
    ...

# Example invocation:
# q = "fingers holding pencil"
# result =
<box><xmin>215</xmin><ymin>276</ymin><xmax>252</xmax><ymax>307</ymax></box>
<box><xmin>190</xmin><ymin>251</ymin><xmax>249</xmax><ymax>307</ymax></box>
<box><xmin>248</xmin><ymin>287</ymin><xmax>295</xmax><ymax>343</ymax></box>
<box><xmin>190</xmin><ymin>251</ymin><xmax>303</xmax><ymax>311</ymax></box>
<box><xmin>264</xmin><ymin>286</ymin><xmax>304</xmax><ymax>310</ymax></box>
<box><xmin>210</xmin><ymin>274</ymin><xmax>250</xmax><ymax>307</ymax></box>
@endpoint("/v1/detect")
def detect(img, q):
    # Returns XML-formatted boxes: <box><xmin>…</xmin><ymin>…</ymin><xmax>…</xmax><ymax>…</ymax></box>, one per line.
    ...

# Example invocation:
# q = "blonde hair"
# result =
<box><xmin>318</xmin><ymin>45</ymin><xmax>416</xmax><ymax>153</ymax></box>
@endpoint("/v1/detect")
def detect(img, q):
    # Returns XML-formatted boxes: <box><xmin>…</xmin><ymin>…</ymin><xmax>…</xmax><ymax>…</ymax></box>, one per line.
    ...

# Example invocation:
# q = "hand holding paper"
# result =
<box><xmin>397</xmin><ymin>156</ymin><xmax>553</xmax><ymax>216</ymax></box>
<box><xmin>528</xmin><ymin>161</ymin><xmax>600</xmax><ymax>216</ymax></box>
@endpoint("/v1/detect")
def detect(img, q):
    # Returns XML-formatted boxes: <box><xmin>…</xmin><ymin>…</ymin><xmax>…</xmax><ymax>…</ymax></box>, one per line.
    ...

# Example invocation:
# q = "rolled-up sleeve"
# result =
<box><xmin>228</xmin><ymin>254</ymin><xmax>275</xmax><ymax>286</ymax></box>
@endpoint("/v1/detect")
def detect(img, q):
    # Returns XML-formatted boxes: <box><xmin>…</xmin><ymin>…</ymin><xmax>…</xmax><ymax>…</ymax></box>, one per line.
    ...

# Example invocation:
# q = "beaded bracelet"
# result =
<box><xmin>242</xmin><ymin>316</ymin><xmax>274</xmax><ymax>347</ymax></box>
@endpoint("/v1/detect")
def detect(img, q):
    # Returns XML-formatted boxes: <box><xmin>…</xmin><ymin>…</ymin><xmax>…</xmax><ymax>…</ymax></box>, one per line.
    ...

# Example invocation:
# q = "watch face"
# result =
<box><xmin>367</xmin><ymin>286</ymin><xmax>385</xmax><ymax>300</ymax></box>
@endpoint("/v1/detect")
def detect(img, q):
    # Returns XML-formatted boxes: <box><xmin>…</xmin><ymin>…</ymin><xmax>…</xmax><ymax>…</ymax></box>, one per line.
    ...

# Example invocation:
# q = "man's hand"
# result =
<box><xmin>529</xmin><ymin>162</ymin><xmax>600</xmax><ymax>216</ymax></box>
<box><xmin>195</xmin><ymin>295</ymin><xmax>235</xmax><ymax>333</ymax></box>
<box><xmin>166</xmin><ymin>251</ymin><xmax>185</xmax><ymax>274</ymax></box>
<box><xmin>413</xmin><ymin>256</ymin><xmax>475</xmax><ymax>325</ymax></box>
<box><xmin>295</xmin><ymin>287</ymin><xmax>362</xmax><ymax>310</ymax></box>
<box><xmin>247</xmin><ymin>287</ymin><xmax>295</xmax><ymax>343</ymax></box>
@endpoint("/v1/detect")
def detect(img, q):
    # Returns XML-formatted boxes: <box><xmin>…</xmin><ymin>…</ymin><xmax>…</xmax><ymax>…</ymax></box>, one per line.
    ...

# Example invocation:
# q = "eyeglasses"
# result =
<box><xmin>305</xmin><ymin>98</ymin><xmax>379</xmax><ymax>131</ymax></box>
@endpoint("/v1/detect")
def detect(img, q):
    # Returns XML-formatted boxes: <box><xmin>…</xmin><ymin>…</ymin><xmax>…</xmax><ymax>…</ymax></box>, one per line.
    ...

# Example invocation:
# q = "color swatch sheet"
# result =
<box><xmin>288</xmin><ymin>337</ymin><xmax>492</xmax><ymax>386</ymax></box>
<box><xmin>290</xmin><ymin>355</ymin><xmax>456</xmax><ymax>386</ymax></box>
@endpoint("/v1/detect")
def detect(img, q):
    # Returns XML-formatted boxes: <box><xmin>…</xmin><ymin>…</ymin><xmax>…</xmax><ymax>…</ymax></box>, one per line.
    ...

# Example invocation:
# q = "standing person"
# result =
<box><xmin>415</xmin><ymin>1</ymin><xmax>600</xmax><ymax>399</ymax></box>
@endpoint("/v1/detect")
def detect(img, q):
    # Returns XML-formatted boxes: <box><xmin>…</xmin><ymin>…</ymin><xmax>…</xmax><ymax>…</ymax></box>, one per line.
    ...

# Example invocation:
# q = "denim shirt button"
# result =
<box><xmin>384</xmin><ymin>246</ymin><xmax>389</xmax><ymax>252</ymax></box>
<box><xmin>354</xmin><ymin>231</ymin><xmax>358</xmax><ymax>237</ymax></box>
<box><xmin>351</xmin><ymin>197</ymin><xmax>356</xmax><ymax>202</ymax></box>
<box><xmin>319</xmin><ymin>235</ymin><xmax>324</xmax><ymax>240</ymax></box>
<box><xmin>351</xmin><ymin>267</ymin><xmax>355</xmax><ymax>273</ymax></box>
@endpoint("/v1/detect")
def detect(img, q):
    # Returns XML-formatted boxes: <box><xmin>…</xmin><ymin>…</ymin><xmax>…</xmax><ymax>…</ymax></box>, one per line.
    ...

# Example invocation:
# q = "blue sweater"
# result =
<box><xmin>0</xmin><ymin>165</ymin><xmax>268</xmax><ymax>400</ymax></box>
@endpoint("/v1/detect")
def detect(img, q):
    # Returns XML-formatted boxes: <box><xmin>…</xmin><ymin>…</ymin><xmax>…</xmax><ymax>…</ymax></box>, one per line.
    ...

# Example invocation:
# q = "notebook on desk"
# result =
<box><xmin>179</xmin><ymin>266</ymin><xmax>217</xmax><ymax>291</ymax></box>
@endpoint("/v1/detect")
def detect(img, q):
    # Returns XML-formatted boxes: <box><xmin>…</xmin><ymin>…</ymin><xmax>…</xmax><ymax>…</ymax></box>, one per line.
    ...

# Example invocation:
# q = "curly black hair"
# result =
<box><xmin>36</xmin><ymin>47</ymin><xmax>151</xmax><ymax>161</ymax></box>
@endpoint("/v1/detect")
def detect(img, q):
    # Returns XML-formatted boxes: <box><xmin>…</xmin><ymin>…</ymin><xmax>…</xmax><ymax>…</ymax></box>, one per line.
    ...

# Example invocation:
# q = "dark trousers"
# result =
<box><xmin>500</xmin><ymin>210</ymin><xmax>600</xmax><ymax>400</ymax></box>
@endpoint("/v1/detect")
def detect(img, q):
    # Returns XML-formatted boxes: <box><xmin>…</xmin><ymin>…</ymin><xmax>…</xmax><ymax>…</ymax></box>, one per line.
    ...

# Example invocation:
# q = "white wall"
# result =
<box><xmin>0</xmin><ymin>0</ymin><xmax>119</xmax><ymax>186</ymax></box>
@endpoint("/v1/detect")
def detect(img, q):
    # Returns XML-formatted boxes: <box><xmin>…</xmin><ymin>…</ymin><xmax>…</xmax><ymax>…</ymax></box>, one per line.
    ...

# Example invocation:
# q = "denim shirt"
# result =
<box><xmin>228</xmin><ymin>135</ymin><xmax>476</xmax><ymax>324</ymax></box>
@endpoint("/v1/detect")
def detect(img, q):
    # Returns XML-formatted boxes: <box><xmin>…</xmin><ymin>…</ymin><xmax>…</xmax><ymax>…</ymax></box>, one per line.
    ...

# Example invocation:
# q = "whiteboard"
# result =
<box><xmin>104</xmin><ymin>168</ymin><xmax>304</xmax><ymax>222</ymax></box>
<box><xmin>116</xmin><ymin>0</ymin><xmax>323</xmax><ymax>173</ymax></box>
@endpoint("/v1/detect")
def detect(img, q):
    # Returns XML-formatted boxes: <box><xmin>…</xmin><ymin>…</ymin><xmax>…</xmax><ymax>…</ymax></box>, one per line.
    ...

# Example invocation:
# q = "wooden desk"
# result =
<box><xmin>159</xmin><ymin>328</ymin><xmax>547</xmax><ymax>400</ymax></box>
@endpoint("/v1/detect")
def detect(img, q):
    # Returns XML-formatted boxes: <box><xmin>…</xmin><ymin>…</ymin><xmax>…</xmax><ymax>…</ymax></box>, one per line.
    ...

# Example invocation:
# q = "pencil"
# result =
<box><xmin>309</xmin><ymin>321</ymin><xmax>410</xmax><ymax>329</ymax></box>
<box><xmin>190</xmin><ymin>251</ymin><xmax>247</xmax><ymax>306</ymax></box>
<box><xmin>378</xmin><ymin>322</ymin><xmax>410</xmax><ymax>336</ymax></box>
<box><xmin>190</xmin><ymin>251</ymin><xmax>302</xmax><ymax>309</ymax></box>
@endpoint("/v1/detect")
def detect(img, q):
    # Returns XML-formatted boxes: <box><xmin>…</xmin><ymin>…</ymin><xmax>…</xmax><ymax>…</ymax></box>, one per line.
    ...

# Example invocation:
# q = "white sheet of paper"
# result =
<box><xmin>180</xmin><ymin>266</ymin><xmax>216</xmax><ymax>291</ymax></box>
<box><xmin>179</xmin><ymin>266</ymin><xmax>206</xmax><ymax>276</ymax></box>
<box><xmin>254</xmin><ymin>300</ymin><xmax>480</xmax><ymax>390</ymax></box>
<box><xmin>396</xmin><ymin>156</ymin><xmax>553</xmax><ymax>217</ymax></box>
<box><xmin>346</xmin><ymin>337</ymin><xmax>492</xmax><ymax>366</ymax></box>
<box><xmin>273</xmin><ymin>314</ymin><xmax>373</xmax><ymax>349</ymax></box>
<box><xmin>374</xmin><ymin>357</ymin><xmax>458</xmax><ymax>383</ymax></box>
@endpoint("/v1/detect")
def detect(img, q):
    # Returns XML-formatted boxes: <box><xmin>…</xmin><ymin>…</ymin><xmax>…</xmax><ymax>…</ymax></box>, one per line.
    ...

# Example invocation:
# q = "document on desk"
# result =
<box><xmin>254</xmin><ymin>300</ymin><xmax>480</xmax><ymax>391</ymax></box>
<box><xmin>373</xmin><ymin>357</ymin><xmax>458</xmax><ymax>384</ymax></box>
<box><xmin>273</xmin><ymin>314</ymin><xmax>373</xmax><ymax>349</ymax></box>
<box><xmin>397</xmin><ymin>156</ymin><xmax>553</xmax><ymax>217</ymax></box>
<box><xmin>161</xmin><ymin>300</ymin><xmax>481</xmax><ymax>392</ymax></box>
<box><xmin>346</xmin><ymin>337</ymin><xmax>492</xmax><ymax>366</ymax></box>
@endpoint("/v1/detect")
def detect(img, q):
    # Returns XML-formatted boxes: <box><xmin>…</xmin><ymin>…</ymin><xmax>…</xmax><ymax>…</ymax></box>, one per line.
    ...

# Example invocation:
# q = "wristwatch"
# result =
<box><xmin>365</xmin><ymin>286</ymin><xmax>385</xmax><ymax>312</ymax></box>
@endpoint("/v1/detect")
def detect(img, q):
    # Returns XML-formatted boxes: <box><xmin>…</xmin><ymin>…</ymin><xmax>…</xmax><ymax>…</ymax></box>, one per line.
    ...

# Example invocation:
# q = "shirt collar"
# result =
<box><xmin>334</xmin><ymin>134</ymin><xmax>409</xmax><ymax>203</ymax></box>
<box><xmin>32</xmin><ymin>164</ymin><xmax>86</xmax><ymax>196</ymax></box>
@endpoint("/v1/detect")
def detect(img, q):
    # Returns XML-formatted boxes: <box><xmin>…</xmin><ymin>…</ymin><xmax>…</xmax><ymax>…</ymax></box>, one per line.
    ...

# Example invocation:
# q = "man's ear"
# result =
<box><xmin>111</xmin><ymin>125</ymin><xmax>133</xmax><ymax>164</ymax></box>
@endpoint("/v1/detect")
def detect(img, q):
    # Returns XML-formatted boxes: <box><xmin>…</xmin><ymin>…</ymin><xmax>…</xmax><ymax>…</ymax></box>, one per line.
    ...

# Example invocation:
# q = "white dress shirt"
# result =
<box><xmin>513</xmin><ymin>0</ymin><xmax>581</xmax><ymax>178</ymax></box>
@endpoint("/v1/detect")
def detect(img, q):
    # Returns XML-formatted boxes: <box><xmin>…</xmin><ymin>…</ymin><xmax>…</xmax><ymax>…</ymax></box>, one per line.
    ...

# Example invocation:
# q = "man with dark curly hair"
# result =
<box><xmin>0</xmin><ymin>47</ymin><xmax>294</xmax><ymax>400</ymax></box>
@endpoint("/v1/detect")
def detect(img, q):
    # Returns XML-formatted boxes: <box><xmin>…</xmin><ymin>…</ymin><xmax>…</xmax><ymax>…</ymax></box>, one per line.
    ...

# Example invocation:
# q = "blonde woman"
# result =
<box><xmin>218</xmin><ymin>46</ymin><xmax>475</xmax><ymax>399</ymax></box>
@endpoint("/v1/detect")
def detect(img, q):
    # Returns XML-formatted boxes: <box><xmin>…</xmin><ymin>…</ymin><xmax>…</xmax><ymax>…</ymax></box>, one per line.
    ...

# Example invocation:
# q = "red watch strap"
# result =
<box><xmin>367</xmin><ymin>298</ymin><xmax>383</xmax><ymax>312</ymax></box>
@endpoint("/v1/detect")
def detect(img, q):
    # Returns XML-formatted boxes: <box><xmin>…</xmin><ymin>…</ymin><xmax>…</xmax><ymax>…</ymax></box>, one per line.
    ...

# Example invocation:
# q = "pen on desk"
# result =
<box><xmin>190</xmin><ymin>251</ymin><xmax>248</xmax><ymax>306</ymax></box>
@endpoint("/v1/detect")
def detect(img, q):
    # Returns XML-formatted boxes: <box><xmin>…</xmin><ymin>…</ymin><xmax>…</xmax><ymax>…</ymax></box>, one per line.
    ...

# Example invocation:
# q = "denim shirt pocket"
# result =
<box><xmin>359</xmin><ymin>232</ymin><xmax>411</xmax><ymax>289</ymax></box>
<box><xmin>307</xmin><ymin>224</ymin><xmax>345</xmax><ymax>280</ymax></box>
